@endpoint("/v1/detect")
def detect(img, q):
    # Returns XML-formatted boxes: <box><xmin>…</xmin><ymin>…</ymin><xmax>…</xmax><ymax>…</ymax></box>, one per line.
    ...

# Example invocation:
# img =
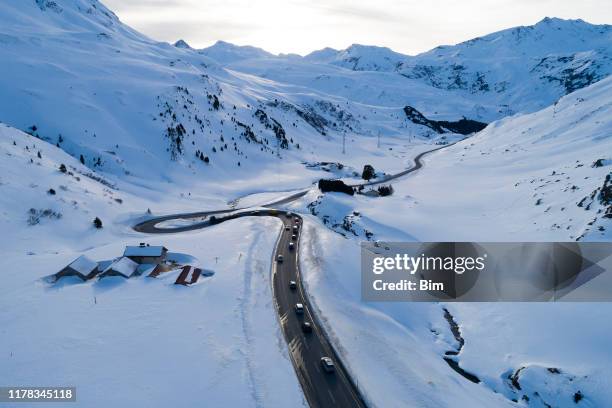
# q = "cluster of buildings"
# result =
<box><xmin>52</xmin><ymin>243</ymin><xmax>170</xmax><ymax>282</ymax></box>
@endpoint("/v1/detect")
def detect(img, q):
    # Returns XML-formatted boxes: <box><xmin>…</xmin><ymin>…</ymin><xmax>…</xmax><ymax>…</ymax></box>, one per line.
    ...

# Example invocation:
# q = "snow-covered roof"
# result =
<box><xmin>104</xmin><ymin>257</ymin><xmax>139</xmax><ymax>276</ymax></box>
<box><xmin>68</xmin><ymin>255</ymin><xmax>98</xmax><ymax>274</ymax></box>
<box><xmin>136</xmin><ymin>263</ymin><xmax>156</xmax><ymax>275</ymax></box>
<box><xmin>123</xmin><ymin>245</ymin><xmax>167</xmax><ymax>257</ymax></box>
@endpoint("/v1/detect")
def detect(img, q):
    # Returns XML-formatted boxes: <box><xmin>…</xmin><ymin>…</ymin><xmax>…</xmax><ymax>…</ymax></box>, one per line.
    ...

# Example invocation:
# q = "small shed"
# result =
<box><xmin>53</xmin><ymin>255</ymin><xmax>99</xmax><ymax>281</ymax></box>
<box><xmin>98</xmin><ymin>257</ymin><xmax>139</xmax><ymax>279</ymax></box>
<box><xmin>123</xmin><ymin>243</ymin><xmax>168</xmax><ymax>264</ymax></box>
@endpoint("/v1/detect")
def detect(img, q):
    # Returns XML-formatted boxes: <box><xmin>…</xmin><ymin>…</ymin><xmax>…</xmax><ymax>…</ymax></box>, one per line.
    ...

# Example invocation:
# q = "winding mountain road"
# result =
<box><xmin>133</xmin><ymin>142</ymin><xmax>453</xmax><ymax>407</ymax></box>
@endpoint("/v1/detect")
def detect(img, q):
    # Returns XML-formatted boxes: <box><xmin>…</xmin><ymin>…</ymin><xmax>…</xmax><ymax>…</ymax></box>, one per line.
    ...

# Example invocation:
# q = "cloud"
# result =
<box><xmin>102</xmin><ymin>0</ymin><xmax>612</xmax><ymax>55</ymax></box>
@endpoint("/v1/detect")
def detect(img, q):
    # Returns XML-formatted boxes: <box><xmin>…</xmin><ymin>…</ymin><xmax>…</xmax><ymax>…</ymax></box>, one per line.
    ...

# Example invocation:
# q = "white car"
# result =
<box><xmin>294</xmin><ymin>303</ymin><xmax>304</xmax><ymax>314</ymax></box>
<box><xmin>320</xmin><ymin>357</ymin><xmax>335</xmax><ymax>373</ymax></box>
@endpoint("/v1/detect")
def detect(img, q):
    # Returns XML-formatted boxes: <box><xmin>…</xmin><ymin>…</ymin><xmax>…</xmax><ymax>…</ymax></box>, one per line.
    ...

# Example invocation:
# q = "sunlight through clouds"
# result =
<box><xmin>104</xmin><ymin>0</ymin><xmax>610</xmax><ymax>55</ymax></box>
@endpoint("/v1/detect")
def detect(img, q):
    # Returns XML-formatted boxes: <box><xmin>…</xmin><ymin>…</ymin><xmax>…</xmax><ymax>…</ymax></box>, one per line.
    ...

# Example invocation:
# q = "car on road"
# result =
<box><xmin>289</xmin><ymin>280</ymin><xmax>297</xmax><ymax>290</ymax></box>
<box><xmin>291</xmin><ymin>234</ymin><xmax>297</xmax><ymax>240</ymax></box>
<box><xmin>294</xmin><ymin>303</ymin><xmax>304</xmax><ymax>314</ymax></box>
<box><xmin>289</xmin><ymin>242</ymin><xmax>295</xmax><ymax>251</ymax></box>
<box><xmin>277</xmin><ymin>254</ymin><xmax>284</xmax><ymax>263</ymax></box>
<box><xmin>301</xmin><ymin>322</ymin><xmax>312</xmax><ymax>333</ymax></box>
<box><xmin>286</xmin><ymin>212</ymin><xmax>293</xmax><ymax>218</ymax></box>
<box><xmin>293</xmin><ymin>225</ymin><xmax>299</xmax><ymax>232</ymax></box>
<box><xmin>320</xmin><ymin>357</ymin><xmax>335</xmax><ymax>373</ymax></box>
<box><xmin>294</xmin><ymin>217</ymin><xmax>300</xmax><ymax>223</ymax></box>
<box><xmin>285</xmin><ymin>226</ymin><xmax>290</xmax><ymax>231</ymax></box>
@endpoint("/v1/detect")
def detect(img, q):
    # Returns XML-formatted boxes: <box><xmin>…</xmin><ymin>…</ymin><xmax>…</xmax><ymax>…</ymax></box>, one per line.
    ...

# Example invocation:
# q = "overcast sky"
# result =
<box><xmin>104</xmin><ymin>0</ymin><xmax>611</xmax><ymax>55</ymax></box>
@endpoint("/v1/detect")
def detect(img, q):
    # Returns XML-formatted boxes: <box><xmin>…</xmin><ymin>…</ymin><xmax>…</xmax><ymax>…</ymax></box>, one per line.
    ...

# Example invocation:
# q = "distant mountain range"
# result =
<box><xmin>0</xmin><ymin>0</ymin><xmax>610</xmax><ymax>184</ymax></box>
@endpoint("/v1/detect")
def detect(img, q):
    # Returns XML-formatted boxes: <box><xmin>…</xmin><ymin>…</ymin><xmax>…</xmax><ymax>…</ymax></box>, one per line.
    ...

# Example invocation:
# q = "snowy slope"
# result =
<box><xmin>1</xmin><ymin>2</ymin><xmax>611</xmax><ymax>408</ymax></box>
<box><xmin>305</xmin><ymin>75</ymin><xmax>612</xmax><ymax>243</ymax></box>
<box><xmin>400</xmin><ymin>18</ymin><xmax>612</xmax><ymax>118</ymax></box>
<box><xmin>292</xmin><ymin>77</ymin><xmax>612</xmax><ymax>407</ymax></box>
<box><xmin>0</xmin><ymin>0</ymin><xmax>456</xmax><ymax>193</ymax></box>
<box><xmin>0</xmin><ymin>123</ymin><xmax>305</xmax><ymax>408</ymax></box>
<box><xmin>211</xmin><ymin>18</ymin><xmax>612</xmax><ymax>122</ymax></box>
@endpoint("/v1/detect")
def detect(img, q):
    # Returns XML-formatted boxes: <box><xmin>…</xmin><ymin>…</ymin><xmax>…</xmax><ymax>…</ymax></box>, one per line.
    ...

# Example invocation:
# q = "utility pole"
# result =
<box><xmin>342</xmin><ymin>131</ymin><xmax>346</xmax><ymax>155</ymax></box>
<box><xmin>377</xmin><ymin>131</ymin><xmax>381</xmax><ymax>149</ymax></box>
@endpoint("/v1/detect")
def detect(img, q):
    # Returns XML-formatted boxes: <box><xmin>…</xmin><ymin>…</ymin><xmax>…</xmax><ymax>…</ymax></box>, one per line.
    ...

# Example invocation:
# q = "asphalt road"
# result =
<box><xmin>136</xmin><ymin>209</ymin><xmax>366</xmax><ymax>407</ymax></box>
<box><xmin>272</xmin><ymin>212</ymin><xmax>366</xmax><ymax>408</ymax></box>
<box><xmin>347</xmin><ymin>143</ymin><xmax>449</xmax><ymax>188</ymax></box>
<box><xmin>132</xmin><ymin>143</ymin><xmax>455</xmax><ymax>407</ymax></box>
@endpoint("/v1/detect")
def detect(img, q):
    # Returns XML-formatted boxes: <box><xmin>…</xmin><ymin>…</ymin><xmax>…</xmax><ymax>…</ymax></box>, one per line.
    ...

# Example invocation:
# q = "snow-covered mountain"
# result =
<box><xmin>303</xmin><ymin>44</ymin><xmax>408</xmax><ymax>71</ymax></box>
<box><xmin>2</xmin><ymin>1</ymin><xmax>609</xmax><ymax>191</ymax></box>
<box><xmin>210</xmin><ymin>18</ymin><xmax>612</xmax><ymax>121</ymax></box>
<box><xmin>197</xmin><ymin>40</ymin><xmax>275</xmax><ymax>63</ymax></box>
<box><xmin>0</xmin><ymin>0</ymin><xmax>465</xmax><ymax>189</ymax></box>
<box><xmin>1</xmin><ymin>2</ymin><xmax>612</xmax><ymax>407</ymax></box>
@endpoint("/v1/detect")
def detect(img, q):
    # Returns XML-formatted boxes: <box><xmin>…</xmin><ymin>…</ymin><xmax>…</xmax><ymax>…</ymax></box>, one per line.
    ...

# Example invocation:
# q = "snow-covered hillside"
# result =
<box><xmin>2</xmin><ymin>1</ymin><xmax>610</xmax><ymax>191</ymax></box>
<box><xmin>208</xmin><ymin>18</ymin><xmax>612</xmax><ymax>122</ymax></box>
<box><xmin>304</xmin><ymin>75</ymin><xmax>612</xmax><ymax>243</ymax></box>
<box><xmin>0</xmin><ymin>123</ymin><xmax>305</xmax><ymax>408</ymax></box>
<box><xmin>1</xmin><ymin>1</ymin><xmax>611</xmax><ymax>407</ymax></box>
<box><xmin>0</xmin><ymin>0</ymin><xmax>457</xmax><ymax>191</ymax></box>
<box><xmin>290</xmin><ymin>77</ymin><xmax>612</xmax><ymax>407</ymax></box>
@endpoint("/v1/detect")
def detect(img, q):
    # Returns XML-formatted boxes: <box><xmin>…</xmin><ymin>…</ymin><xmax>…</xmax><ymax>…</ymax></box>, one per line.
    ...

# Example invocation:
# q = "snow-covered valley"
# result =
<box><xmin>1</xmin><ymin>1</ymin><xmax>611</xmax><ymax>407</ymax></box>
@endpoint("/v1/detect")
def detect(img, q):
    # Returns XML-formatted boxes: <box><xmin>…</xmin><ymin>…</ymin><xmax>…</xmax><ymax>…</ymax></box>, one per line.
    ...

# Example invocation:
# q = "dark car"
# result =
<box><xmin>289</xmin><ymin>280</ymin><xmax>297</xmax><ymax>290</ymax></box>
<box><xmin>293</xmin><ymin>225</ymin><xmax>299</xmax><ymax>232</ymax></box>
<box><xmin>289</xmin><ymin>242</ymin><xmax>295</xmax><ymax>251</ymax></box>
<box><xmin>320</xmin><ymin>357</ymin><xmax>335</xmax><ymax>373</ymax></box>
<box><xmin>291</xmin><ymin>234</ymin><xmax>297</xmax><ymax>240</ymax></box>
<box><xmin>301</xmin><ymin>322</ymin><xmax>312</xmax><ymax>333</ymax></box>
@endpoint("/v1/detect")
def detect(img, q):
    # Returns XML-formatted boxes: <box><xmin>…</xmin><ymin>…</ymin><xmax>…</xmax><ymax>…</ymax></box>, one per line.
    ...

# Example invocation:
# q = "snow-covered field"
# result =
<box><xmin>1</xmin><ymin>0</ymin><xmax>611</xmax><ymax>407</ymax></box>
<box><xmin>1</xmin><ymin>198</ymin><xmax>304</xmax><ymax>407</ymax></box>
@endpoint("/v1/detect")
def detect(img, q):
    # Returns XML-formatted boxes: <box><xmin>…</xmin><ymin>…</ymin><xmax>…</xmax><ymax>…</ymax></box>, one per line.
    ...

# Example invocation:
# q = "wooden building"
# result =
<box><xmin>53</xmin><ymin>255</ymin><xmax>99</xmax><ymax>282</ymax></box>
<box><xmin>123</xmin><ymin>243</ymin><xmax>168</xmax><ymax>264</ymax></box>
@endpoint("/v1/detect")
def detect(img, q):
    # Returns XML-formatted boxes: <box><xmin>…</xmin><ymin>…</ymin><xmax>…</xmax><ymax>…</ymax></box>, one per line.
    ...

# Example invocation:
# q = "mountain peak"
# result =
<box><xmin>536</xmin><ymin>16</ymin><xmax>585</xmax><ymax>26</ymax></box>
<box><xmin>174</xmin><ymin>39</ymin><xmax>192</xmax><ymax>49</ymax></box>
<box><xmin>199</xmin><ymin>40</ymin><xmax>274</xmax><ymax>63</ymax></box>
